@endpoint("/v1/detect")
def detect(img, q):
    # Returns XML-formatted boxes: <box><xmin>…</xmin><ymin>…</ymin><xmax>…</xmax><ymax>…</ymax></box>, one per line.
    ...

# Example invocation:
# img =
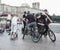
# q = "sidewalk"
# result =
<box><xmin>0</xmin><ymin>30</ymin><xmax>60</xmax><ymax>50</ymax></box>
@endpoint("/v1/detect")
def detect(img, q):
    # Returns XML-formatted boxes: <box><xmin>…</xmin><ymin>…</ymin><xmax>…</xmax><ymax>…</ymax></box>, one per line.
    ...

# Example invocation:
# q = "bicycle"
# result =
<box><xmin>32</xmin><ymin>23</ymin><xmax>56</xmax><ymax>43</ymax></box>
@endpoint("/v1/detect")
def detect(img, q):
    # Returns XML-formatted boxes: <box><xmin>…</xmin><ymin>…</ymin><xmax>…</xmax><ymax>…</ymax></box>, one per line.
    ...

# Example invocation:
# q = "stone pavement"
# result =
<box><xmin>0</xmin><ymin>24</ymin><xmax>60</xmax><ymax>50</ymax></box>
<box><xmin>0</xmin><ymin>30</ymin><xmax>60</xmax><ymax>50</ymax></box>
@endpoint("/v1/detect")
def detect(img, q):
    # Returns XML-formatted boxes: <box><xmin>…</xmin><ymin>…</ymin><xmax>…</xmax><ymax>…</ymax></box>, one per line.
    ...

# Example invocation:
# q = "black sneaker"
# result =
<box><xmin>8</xmin><ymin>33</ymin><xmax>10</xmax><ymax>35</ymax></box>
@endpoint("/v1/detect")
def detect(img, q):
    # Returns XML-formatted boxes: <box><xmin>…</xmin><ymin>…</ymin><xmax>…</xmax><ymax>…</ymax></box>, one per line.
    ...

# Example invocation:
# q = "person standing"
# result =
<box><xmin>23</xmin><ymin>11</ymin><xmax>27</xmax><ymax>30</ymax></box>
<box><xmin>36</xmin><ymin>9</ymin><xmax>53</xmax><ymax>37</ymax></box>
<box><xmin>10</xmin><ymin>15</ymin><xmax>20</xmax><ymax>40</ymax></box>
<box><xmin>7</xmin><ymin>14</ymin><xmax>12</xmax><ymax>29</ymax></box>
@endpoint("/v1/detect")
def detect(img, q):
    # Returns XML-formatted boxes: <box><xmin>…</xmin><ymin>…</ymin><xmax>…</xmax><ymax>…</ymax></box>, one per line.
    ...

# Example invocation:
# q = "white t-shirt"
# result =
<box><xmin>11</xmin><ymin>16</ymin><xmax>18</xmax><ymax>24</ymax></box>
<box><xmin>7</xmin><ymin>14</ymin><xmax>12</xmax><ymax>20</ymax></box>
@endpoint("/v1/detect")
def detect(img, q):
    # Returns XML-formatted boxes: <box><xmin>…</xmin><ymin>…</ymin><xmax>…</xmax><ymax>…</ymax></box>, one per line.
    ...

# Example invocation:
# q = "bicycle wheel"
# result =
<box><xmin>31</xmin><ymin>32</ymin><xmax>42</xmax><ymax>43</ymax></box>
<box><xmin>48</xmin><ymin>29</ymin><xmax>56</xmax><ymax>42</ymax></box>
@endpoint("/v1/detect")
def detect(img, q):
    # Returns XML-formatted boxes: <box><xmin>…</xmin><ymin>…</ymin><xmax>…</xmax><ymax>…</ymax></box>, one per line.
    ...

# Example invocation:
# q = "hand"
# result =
<box><xmin>26</xmin><ymin>19</ymin><xmax>29</xmax><ymax>22</ymax></box>
<box><xmin>25</xmin><ymin>19</ymin><xmax>29</xmax><ymax>24</ymax></box>
<box><xmin>38</xmin><ymin>23</ymin><xmax>44</xmax><ymax>26</ymax></box>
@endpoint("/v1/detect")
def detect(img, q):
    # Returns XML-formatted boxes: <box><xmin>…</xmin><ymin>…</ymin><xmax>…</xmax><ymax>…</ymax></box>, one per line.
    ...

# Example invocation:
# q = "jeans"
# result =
<box><xmin>26</xmin><ymin>22</ymin><xmax>36</xmax><ymax>31</ymax></box>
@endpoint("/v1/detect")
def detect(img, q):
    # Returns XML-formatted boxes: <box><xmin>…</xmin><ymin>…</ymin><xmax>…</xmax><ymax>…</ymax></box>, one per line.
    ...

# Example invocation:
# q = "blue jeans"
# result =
<box><xmin>26</xmin><ymin>22</ymin><xmax>36</xmax><ymax>31</ymax></box>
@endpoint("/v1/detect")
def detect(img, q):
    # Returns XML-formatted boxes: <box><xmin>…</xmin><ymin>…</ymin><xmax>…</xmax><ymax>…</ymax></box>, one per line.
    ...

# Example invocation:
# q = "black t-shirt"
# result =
<box><xmin>26</xmin><ymin>14</ymin><xmax>35</xmax><ymax>23</ymax></box>
<box><xmin>36</xmin><ymin>14</ymin><xmax>46</xmax><ymax>24</ymax></box>
<box><xmin>23</xmin><ymin>14</ymin><xmax>26</xmax><ymax>18</ymax></box>
<box><xmin>36</xmin><ymin>14</ymin><xmax>52</xmax><ymax>25</ymax></box>
<box><xmin>23</xmin><ymin>14</ymin><xmax>27</xmax><ymax>21</ymax></box>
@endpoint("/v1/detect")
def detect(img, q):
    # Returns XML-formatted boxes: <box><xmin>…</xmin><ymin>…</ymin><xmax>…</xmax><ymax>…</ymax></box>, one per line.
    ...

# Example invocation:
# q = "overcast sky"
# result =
<box><xmin>1</xmin><ymin>0</ymin><xmax>60</xmax><ymax>15</ymax></box>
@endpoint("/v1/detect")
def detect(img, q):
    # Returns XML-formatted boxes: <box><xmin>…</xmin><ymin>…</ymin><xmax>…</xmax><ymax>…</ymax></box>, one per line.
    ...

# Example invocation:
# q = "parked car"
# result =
<box><xmin>0</xmin><ymin>27</ymin><xmax>4</xmax><ymax>33</ymax></box>
<box><xmin>0</xmin><ymin>13</ymin><xmax>12</xmax><ymax>33</ymax></box>
<box><xmin>0</xmin><ymin>17</ymin><xmax>6</xmax><ymax>33</ymax></box>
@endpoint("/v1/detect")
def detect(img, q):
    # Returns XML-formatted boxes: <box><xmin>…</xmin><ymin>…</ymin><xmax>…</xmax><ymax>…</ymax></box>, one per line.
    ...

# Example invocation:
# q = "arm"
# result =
<box><xmin>44</xmin><ymin>14</ymin><xmax>53</xmax><ymax>23</ymax></box>
<box><xmin>23</xmin><ymin>15</ymin><xmax>25</xmax><ymax>21</ymax></box>
<box><xmin>38</xmin><ymin>23</ymin><xmax>44</xmax><ymax>26</ymax></box>
<box><xmin>36</xmin><ymin>18</ymin><xmax>44</xmax><ymax>26</ymax></box>
<box><xmin>17</xmin><ymin>17</ymin><xmax>22</xmax><ymax>24</ymax></box>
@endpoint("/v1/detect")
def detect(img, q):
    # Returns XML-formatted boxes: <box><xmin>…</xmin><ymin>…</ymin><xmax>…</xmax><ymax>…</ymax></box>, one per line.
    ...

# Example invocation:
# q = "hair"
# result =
<box><xmin>36</xmin><ymin>13</ymin><xmax>40</xmax><ymax>17</ymax></box>
<box><xmin>27</xmin><ymin>11</ymin><xmax>30</xmax><ymax>14</ymax></box>
<box><xmin>24</xmin><ymin>11</ymin><xmax>26</xmax><ymax>14</ymax></box>
<box><xmin>44</xmin><ymin>9</ymin><xmax>48</xmax><ymax>12</ymax></box>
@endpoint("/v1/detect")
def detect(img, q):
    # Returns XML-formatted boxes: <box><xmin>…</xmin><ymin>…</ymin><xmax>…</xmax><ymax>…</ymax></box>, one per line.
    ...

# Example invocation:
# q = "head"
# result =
<box><xmin>44</xmin><ymin>9</ymin><xmax>48</xmax><ymax>14</ymax></box>
<box><xmin>36</xmin><ymin>14</ymin><xmax>41</xmax><ymax>19</ymax></box>
<box><xmin>8</xmin><ymin>14</ymin><xmax>11</xmax><ymax>17</ymax></box>
<box><xmin>24</xmin><ymin>11</ymin><xmax>27</xmax><ymax>16</ymax></box>
<box><xmin>32</xmin><ymin>13</ymin><xmax>35</xmax><ymax>16</ymax></box>
<box><xmin>24</xmin><ymin>11</ymin><xmax>26</xmax><ymax>14</ymax></box>
<box><xmin>27</xmin><ymin>11</ymin><xmax>30</xmax><ymax>15</ymax></box>
<box><xmin>39</xmin><ymin>13</ymin><xmax>42</xmax><ymax>15</ymax></box>
<box><xmin>7</xmin><ymin>14</ymin><xmax>11</xmax><ymax>20</ymax></box>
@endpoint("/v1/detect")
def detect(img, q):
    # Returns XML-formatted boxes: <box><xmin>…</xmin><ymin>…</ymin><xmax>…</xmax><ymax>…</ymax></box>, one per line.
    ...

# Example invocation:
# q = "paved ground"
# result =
<box><xmin>0</xmin><ymin>24</ymin><xmax>60</xmax><ymax>50</ymax></box>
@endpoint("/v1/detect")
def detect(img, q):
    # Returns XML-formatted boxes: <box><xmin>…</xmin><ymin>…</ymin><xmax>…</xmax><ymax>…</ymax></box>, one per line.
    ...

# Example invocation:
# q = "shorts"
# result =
<box><xmin>11</xmin><ymin>24</ymin><xmax>17</xmax><ymax>33</ymax></box>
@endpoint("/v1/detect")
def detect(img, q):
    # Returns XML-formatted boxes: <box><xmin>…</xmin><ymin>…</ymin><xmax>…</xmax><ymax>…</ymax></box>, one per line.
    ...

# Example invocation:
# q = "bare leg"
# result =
<box><xmin>10</xmin><ymin>32</ymin><xmax>13</xmax><ymax>40</ymax></box>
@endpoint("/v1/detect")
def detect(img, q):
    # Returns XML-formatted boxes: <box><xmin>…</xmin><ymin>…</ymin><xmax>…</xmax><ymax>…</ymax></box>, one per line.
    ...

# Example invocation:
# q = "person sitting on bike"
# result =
<box><xmin>26</xmin><ymin>11</ymin><xmax>36</xmax><ymax>32</ymax></box>
<box><xmin>43</xmin><ymin>9</ymin><xmax>53</xmax><ymax>36</ymax></box>
<box><xmin>36</xmin><ymin>9</ymin><xmax>53</xmax><ymax>37</ymax></box>
<box><xmin>22</xmin><ymin>11</ymin><xmax>36</xmax><ymax>39</ymax></box>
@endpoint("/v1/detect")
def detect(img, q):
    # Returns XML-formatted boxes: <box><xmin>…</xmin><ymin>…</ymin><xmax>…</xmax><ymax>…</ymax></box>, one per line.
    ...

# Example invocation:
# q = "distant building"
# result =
<box><xmin>32</xmin><ymin>2</ymin><xmax>40</xmax><ymax>9</ymax></box>
<box><xmin>0</xmin><ymin>0</ymin><xmax>43</xmax><ymax>18</ymax></box>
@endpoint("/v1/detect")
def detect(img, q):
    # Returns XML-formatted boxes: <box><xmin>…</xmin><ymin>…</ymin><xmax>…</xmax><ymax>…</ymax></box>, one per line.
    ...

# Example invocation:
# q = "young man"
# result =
<box><xmin>23</xmin><ymin>11</ymin><xmax>27</xmax><ymax>29</ymax></box>
<box><xmin>7</xmin><ymin>14</ymin><xmax>12</xmax><ymax>35</ymax></box>
<box><xmin>25</xmin><ymin>11</ymin><xmax>36</xmax><ymax>31</ymax></box>
<box><xmin>22</xmin><ymin>11</ymin><xmax>36</xmax><ymax>39</ymax></box>
<box><xmin>7</xmin><ymin>14</ymin><xmax>12</xmax><ymax>27</ymax></box>
<box><xmin>36</xmin><ymin>10</ymin><xmax>53</xmax><ymax>37</ymax></box>
<box><xmin>36</xmin><ymin>13</ymin><xmax>45</xmax><ymax>34</ymax></box>
<box><xmin>44</xmin><ymin>9</ymin><xmax>53</xmax><ymax>23</ymax></box>
<box><xmin>43</xmin><ymin>9</ymin><xmax>53</xmax><ymax>36</ymax></box>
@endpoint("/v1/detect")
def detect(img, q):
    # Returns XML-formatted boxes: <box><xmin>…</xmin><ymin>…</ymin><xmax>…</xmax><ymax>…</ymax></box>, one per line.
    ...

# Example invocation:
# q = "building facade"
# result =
<box><xmin>32</xmin><ymin>2</ymin><xmax>40</xmax><ymax>9</ymax></box>
<box><xmin>0</xmin><ymin>0</ymin><xmax>43</xmax><ymax>18</ymax></box>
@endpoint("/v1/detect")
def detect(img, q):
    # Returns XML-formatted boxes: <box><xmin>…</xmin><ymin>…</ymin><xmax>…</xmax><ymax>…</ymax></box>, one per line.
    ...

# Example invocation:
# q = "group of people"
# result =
<box><xmin>22</xmin><ymin>9</ymin><xmax>53</xmax><ymax>39</ymax></box>
<box><xmin>8</xmin><ymin>9</ymin><xmax>53</xmax><ymax>40</ymax></box>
